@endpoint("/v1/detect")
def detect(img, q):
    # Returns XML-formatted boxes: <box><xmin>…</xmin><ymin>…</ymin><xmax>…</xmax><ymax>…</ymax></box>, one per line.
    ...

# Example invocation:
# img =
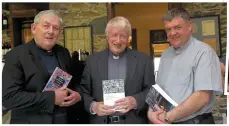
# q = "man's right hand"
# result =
<box><xmin>92</xmin><ymin>102</ymin><xmax>115</xmax><ymax>116</ymax></box>
<box><xmin>147</xmin><ymin>104</ymin><xmax>165</xmax><ymax>124</ymax></box>
<box><xmin>54</xmin><ymin>87</ymin><xmax>67</xmax><ymax>105</ymax></box>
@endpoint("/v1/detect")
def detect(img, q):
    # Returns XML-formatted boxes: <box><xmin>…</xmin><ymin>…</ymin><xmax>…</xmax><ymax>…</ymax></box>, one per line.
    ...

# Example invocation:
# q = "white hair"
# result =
<box><xmin>34</xmin><ymin>10</ymin><xmax>63</xmax><ymax>26</ymax></box>
<box><xmin>105</xmin><ymin>16</ymin><xmax>131</xmax><ymax>37</ymax></box>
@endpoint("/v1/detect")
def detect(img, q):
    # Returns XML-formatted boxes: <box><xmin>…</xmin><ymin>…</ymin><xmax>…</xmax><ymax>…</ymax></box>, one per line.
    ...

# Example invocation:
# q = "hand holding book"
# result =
<box><xmin>145</xmin><ymin>84</ymin><xmax>178</xmax><ymax>112</ymax></box>
<box><xmin>54</xmin><ymin>87</ymin><xmax>68</xmax><ymax>105</ymax></box>
<box><xmin>43</xmin><ymin>67</ymin><xmax>72</xmax><ymax>92</ymax></box>
<box><xmin>114</xmin><ymin>96</ymin><xmax>137</xmax><ymax>113</ymax></box>
<box><xmin>147</xmin><ymin>105</ymin><xmax>165</xmax><ymax>124</ymax></box>
<box><xmin>92</xmin><ymin>102</ymin><xmax>116</xmax><ymax>116</ymax></box>
<box><xmin>59</xmin><ymin>88</ymin><xmax>81</xmax><ymax>106</ymax></box>
<box><xmin>42</xmin><ymin>67</ymin><xmax>81</xmax><ymax>106</ymax></box>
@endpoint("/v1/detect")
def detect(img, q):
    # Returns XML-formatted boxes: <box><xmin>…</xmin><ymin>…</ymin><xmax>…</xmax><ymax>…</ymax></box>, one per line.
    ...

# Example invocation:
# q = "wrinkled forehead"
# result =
<box><xmin>108</xmin><ymin>25</ymin><xmax>129</xmax><ymax>33</ymax></box>
<box><xmin>164</xmin><ymin>16</ymin><xmax>189</xmax><ymax>26</ymax></box>
<box><xmin>39</xmin><ymin>15</ymin><xmax>61</xmax><ymax>26</ymax></box>
<box><xmin>109</xmin><ymin>22</ymin><xmax>126</xmax><ymax>29</ymax></box>
<box><xmin>165</xmin><ymin>16</ymin><xmax>190</xmax><ymax>24</ymax></box>
<box><xmin>108</xmin><ymin>27</ymin><xmax>129</xmax><ymax>34</ymax></box>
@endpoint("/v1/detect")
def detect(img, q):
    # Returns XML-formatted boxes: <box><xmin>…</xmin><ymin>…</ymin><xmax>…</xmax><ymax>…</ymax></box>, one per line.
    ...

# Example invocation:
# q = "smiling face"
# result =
<box><xmin>107</xmin><ymin>27</ymin><xmax>129</xmax><ymax>55</ymax></box>
<box><xmin>31</xmin><ymin>15</ymin><xmax>61</xmax><ymax>51</ymax></box>
<box><xmin>164</xmin><ymin>16</ymin><xmax>192</xmax><ymax>49</ymax></box>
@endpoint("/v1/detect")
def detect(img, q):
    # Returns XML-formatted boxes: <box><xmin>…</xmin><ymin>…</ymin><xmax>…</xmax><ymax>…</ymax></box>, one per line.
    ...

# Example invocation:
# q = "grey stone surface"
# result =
<box><xmin>50</xmin><ymin>3</ymin><xmax>108</xmax><ymax>52</ymax></box>
<box><xmin>90</xmin><ymin>16</ymin><xmax>107</xmax><ymax>35</ymax></box>
<box><xmin>212</xmin><ymin>95</ymin><xmax>227</xmax><ymax>124</ymax></box>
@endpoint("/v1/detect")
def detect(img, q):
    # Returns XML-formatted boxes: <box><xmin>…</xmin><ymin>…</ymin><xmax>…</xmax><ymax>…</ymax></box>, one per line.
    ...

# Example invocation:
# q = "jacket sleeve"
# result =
<box><xmin>132</xmin><ymin>55</ymin><xmax>155</xmax><ymax>113</ymax></box>
<box><xmin>79</xmin><ymin>56</ymin><xmax>95</xmax><ymax>113</ymax></box>
<box><xmin>2</xmin><ymin>51</ymin><xmax>55</xmax><ymax>113</ymax></box>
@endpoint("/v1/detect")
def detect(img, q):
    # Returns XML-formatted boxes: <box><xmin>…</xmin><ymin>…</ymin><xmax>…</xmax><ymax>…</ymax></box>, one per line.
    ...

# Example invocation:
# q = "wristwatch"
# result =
<box><xmin>164</xmin><ymin>112</ymin><xmax>172</xmax><ymax>123</ymax></box>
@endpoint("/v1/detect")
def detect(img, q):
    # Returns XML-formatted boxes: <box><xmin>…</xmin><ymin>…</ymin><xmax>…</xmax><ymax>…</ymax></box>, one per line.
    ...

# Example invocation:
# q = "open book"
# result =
<box><xmin>102</xmin><ymin>79</ymin><xmax>125</xmax><ymax>111</ymax></box>
<box><xmin>145</xmin><ymin>84</ymin><xmax>178</xmax><ymax>112</ymax></box>
<box><xmin>43</xmin><ymin>67</ymin><xmax>72</xmax><ymax>92</ymax></box>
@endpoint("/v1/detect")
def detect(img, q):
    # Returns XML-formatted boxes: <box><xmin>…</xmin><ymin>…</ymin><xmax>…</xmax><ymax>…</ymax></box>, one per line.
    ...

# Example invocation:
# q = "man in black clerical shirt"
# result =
<box><xmin>2</xmin><ymin>10</ymin><xmax>81</xmax><ymax>124</ymax></box>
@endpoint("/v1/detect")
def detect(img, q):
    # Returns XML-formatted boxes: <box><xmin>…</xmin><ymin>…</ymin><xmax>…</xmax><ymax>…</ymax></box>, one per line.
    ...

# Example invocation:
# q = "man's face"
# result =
<box><xmin>164</xmin><ymin>16</ymin><xmax>192</xmax><ymax>48</ymax></box>
<box><xmin>31</xmin><ymin>15</ymin><xmax>61</xmax><ymax>50</ymax></box>
<box><xmin>107</xmin><ymin>27</ymin><xmax>129</xmax><ymax>55</ymax></box>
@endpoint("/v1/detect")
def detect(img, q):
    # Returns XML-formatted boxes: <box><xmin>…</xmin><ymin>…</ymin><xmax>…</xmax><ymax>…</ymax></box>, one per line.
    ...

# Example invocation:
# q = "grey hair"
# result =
<box><xmin>34</xmin><ymin>10</ymin><xmax>63</xmax><ymax>26</ymax></box>
<box><xmin>105</xmin><ymin>16</ymin><xmax>131</xmax><ymax>37</ymax></box>
<box><xmin>162</xmin><ymin>8</ymin><xmax>190</xmax><ymax>21</ymax></box>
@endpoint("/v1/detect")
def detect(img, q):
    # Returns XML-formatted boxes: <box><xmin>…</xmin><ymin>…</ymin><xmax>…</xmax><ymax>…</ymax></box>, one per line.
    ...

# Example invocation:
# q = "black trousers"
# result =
<box><xmin>173</xmin><ymin>113</ymin><xmax>215</xmax><ymax>124</ymax></box>
<box><xmin>52</xmin><ymin>106</ymin><xmax>67</xmax><ymax>124</ymax></box>
<box><xmin>52</xmin><ymin>113</ymin><xmax>67</xmax><ymax>124</ymax></box>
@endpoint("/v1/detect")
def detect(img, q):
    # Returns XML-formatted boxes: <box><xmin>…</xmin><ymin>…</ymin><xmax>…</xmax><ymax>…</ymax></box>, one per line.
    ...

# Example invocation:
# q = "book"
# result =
<box><xmin>145</xmin><ymin>84</ymin><xmax>178</xmax><ymax>112</ymax></box>
<box><xmin>102</xmin><ymin>79</ymin><xmax>125</xmax><ymax>111</ymax></box>
<box><xmin>43</xmin><ymin>67</ymin><xmax>72</xmax><ymax>92</ymax></box>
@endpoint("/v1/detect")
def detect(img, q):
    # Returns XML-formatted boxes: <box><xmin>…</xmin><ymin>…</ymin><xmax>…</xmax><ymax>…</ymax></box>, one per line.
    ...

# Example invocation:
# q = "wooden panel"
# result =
<box><xmin>203</xmin><ymin>38</ymin><xmax>217</xmax><ymax>52</ymax></box>
<box><xmin>131</xmin><ymin>29</ymin><xmax>137</xmax><ymax>50</ymax></box>
<box><xmin>9</xmin><ymin>3</ymin><xmax>49</xmax><ymax>11</ymax></box>
<box><xmin>107</xmin><ymin>3</ymin><xmax>115</xmax><ymax>20</ymax></box>
<box><xmin>22</xmin><ymin>22</ymin><xmax>33</xmax><ymax>43</ymax></box>
<box><xmin>152</xmin><ymin>43</ymin><xmax>170</xmax><ymax>57</ymax></box>
<box><xmin>11</xmin><ymin>9</ymin><xmax>38</xmax><ymax>18</ymax></box>
<box><xmin>115</xmin><ymin>3</ymin><xmax>168</xmax><ymax>55</ymax></box>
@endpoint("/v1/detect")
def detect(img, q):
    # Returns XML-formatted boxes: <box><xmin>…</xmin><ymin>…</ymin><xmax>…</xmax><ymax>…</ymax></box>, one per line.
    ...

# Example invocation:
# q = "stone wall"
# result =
<box><xmin>183</xmin><ymin>3</ymin><xmax>227</xmax><ymax>57</ymax></box>
<box><xmin>2</xmin><ymin>9</ymin><xmax>11</xmax><ymax>45</ymax></box>
<box><xmin>213</xmin><ymin>95</ymin><xmax>227</xmax><ymax>124</ymax></box>
<box><xmin>49</xmin><ymin>3</ymin><xmax>108</xmax><ymax>53</ymax></box>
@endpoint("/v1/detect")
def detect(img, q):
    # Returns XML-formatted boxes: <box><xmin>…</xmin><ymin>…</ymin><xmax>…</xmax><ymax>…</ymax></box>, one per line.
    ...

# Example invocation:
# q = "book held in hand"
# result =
<box><xmin>145</xmin><ymin>84</ymin><xmax>178</xmax><ymax>112</ymax></box>
<box><xmin>43</xmin><ymin>67</ymin><xmax>72</xmax><ymax>92</ymax></box>
<box><xmin>102</xmin><ymin>79</ymin><xmax>125</xmax><ymax>111</ymax></box>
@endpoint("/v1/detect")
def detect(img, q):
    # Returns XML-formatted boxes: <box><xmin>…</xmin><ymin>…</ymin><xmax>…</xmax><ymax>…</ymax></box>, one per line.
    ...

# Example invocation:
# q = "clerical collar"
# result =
<box><xmin>113</xmin><ymin>55</ymin><xmax>119</xmax><ymax>59</ymax></box>
<box><xmin>35</xmin><ymin>42</ymin><xmax>54</xmax><ymax>56</ymax></box>
<box><xmin>173</xmin><ymin>36</ymin><xmax>192</xmax><ymax>54</ymax></box>
<box><xmin>109</xmin><ymin>48</ymin><xmax>127</xmax><ymax>60</ymax></box>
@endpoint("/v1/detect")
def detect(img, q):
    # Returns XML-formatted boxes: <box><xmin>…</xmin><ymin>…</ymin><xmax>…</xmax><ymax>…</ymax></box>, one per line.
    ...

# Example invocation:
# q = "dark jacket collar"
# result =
<box><xmin>28</xmin><ymin>39</ymin><xmax>68</xmax><ymax>79</ymax></box>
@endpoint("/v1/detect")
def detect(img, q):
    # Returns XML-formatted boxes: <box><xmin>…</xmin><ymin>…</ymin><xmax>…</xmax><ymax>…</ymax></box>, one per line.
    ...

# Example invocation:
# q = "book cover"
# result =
<box><xmin>102</xmin><ymin>79</ymin><xmax>125</xmax><ymax>111</ymax></box>
<box><xmin>145</xmin><ymin>84</ymin><xmax>178</xmax><ymax>112</ymax></box>
<box><xmin>43</xmin><ymin>67</ymin><xmax>72</xmax><ymax>92</ymax></box>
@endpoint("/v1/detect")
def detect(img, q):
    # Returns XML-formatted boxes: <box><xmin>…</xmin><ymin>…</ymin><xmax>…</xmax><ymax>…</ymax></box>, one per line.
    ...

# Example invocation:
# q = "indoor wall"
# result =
<box><xmin>115</xmin><ymin>3</ymin><xmax>168</xmax><ymax>55</ymax></box>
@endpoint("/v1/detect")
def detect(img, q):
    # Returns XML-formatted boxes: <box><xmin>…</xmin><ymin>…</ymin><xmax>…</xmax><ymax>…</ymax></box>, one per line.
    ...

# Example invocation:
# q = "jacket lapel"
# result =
<box><xmin>54</xmin><ymin>47</ymin><xmax>67</xmax><ymax>72</ymax></box>
<box><xmin>125</xmin><ymin>49</ymin><xmax>138</xmax><ymax>94</ymax></box>
<box><xmin>28</xmin><ymin>40</ymin><xmax>50</xmax><ymax>81</ymax></box>
<box><xmin>98</xmin><ymin>49</ymin><xmax>108</xmax><ymax>81</ymax></box>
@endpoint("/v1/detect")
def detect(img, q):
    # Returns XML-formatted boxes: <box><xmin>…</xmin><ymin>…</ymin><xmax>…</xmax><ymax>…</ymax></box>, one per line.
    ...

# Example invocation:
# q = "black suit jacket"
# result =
<box><xmin>2</xmin><ymin>40</ymin><xmax>81</xmax><ymax>124</ymax></box>
<box><xmin>80</xmin><ymin>49</ymin><xmax>155</xmax><ymax>124</ymax></box>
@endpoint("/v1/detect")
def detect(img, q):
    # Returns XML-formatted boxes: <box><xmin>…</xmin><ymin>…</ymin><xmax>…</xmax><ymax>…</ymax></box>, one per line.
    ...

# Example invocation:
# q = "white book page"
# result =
<box><xmin>153</xmin><ymin>84</ymin><xmax>178</xmax><ymax>106</ymax></box>
<box><xmin>102</xmin><ymin>79</ymin><xmax>125</xmax><ymax>111</ymax></box>
<box><xmin>103</xmin><ymin>93</ymin><xmax>125</xmax><ymax>106</ymax></box>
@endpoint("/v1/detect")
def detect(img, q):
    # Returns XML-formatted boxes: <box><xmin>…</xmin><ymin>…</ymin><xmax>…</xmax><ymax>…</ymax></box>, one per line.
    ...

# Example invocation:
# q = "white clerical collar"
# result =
<box><xmin>113</xmin><ymin>55</ymin><xmax>120</xmax><ymax>59</ymax></box>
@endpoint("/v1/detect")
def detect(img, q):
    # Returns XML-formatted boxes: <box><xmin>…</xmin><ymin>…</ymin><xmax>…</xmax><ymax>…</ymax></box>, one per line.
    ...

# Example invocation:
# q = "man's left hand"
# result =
<box><xmin>158</xmin><ymin>112</ymin><xmax>166</xmax><ymax>123</ymax></box>
<box><xmin>114</xmin><ymin>96</ymin><xmax>137</xmax><ymax>113</ymax></box>
<box><xmin>59</xmin><ymin>88</ymin><xmax>81</xmax><ymax>107</ymax></box>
